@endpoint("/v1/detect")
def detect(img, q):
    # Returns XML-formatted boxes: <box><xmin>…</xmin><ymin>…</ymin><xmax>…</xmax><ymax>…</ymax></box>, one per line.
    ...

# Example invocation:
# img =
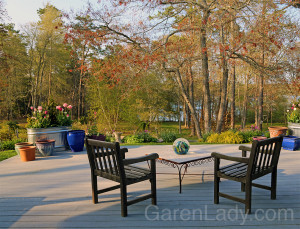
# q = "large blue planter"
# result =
<box><xmin>67</xmin><ymin>130</ymin><xmax>85</xmax><ymax>152</ymax></box>
<box><xmin>282</xmin><ymin>135</ymin><xmax>300</xmax><ymax>151</ymax></box>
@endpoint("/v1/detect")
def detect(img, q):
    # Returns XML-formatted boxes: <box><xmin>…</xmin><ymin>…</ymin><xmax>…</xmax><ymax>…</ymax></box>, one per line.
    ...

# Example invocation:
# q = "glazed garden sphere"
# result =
<box><xmin>173</xmin><ymin>138</ymin><xmax>190</xmax><ymax>155</ymax></box>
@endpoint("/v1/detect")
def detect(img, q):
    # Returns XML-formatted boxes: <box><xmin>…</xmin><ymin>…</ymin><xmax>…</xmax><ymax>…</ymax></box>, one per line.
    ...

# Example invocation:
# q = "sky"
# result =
<box><xmin>4</xmin><ymin>0</ymin><xmax>99</xmax><ymax>29</ymax></box>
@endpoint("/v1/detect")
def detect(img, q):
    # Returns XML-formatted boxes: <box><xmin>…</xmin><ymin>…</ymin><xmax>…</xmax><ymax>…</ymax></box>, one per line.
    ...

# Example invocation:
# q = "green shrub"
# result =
<box><xmin>239</xmin><ymin>130</ymin><xmax>264</xmax><ymax>143</ymax></box>
<box><xmin>105</xmin><ymin>133</ymin><xmax>116</xmax><ymax>142</ymax></box>
<box><xmin>202</xmin><ymin>131</ymin><xmax>213</xmax><ymax>142</ymax></box>
<box><xmin>0</xmin><ymin>139</ymin><xmax>25</xmax><ymax>151</ymax></box>
<box><xmin>264</xmin><ymin>131</ymin><xmax>270</xmax><ymax>138</ymax></box>
<box><xmin>138</xmin><ymin>132</ymin><xmax>157</xmax><ymax>143</ymax></box>
<box><xmin>206</xmin><ymin>131</ymin><xmax>243</xmax><ymax>144</ymax></box>
<box><xmin>159</xmin><ymin>130</ymin><xmax>178</xmax><ymax>142</ymax></box>
<box><xmin>124</xmin><ymin>134</ymin><xmax>144</xmax><ymax>144</ymax></box>
<box><xmin>124</xmin><ymin>132</ymin><xmax>157</xmax><ymax>144</ymax></box>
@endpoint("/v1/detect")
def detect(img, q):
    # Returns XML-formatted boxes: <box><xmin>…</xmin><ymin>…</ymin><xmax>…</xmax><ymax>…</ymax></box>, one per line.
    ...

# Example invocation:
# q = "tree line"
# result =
<box><xmin>0</xmin><ymin>0</ymin><xmax>299</xmax><ymax>137</ymax></box>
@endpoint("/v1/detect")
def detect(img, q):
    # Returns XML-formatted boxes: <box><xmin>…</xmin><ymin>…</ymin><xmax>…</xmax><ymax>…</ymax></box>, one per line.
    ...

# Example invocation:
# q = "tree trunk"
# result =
<box><xmin>178</xmin><ymin>98</ymin><xmax>182</xmax><ymax>134</ymax></box>
<box><xmin>189</xmin><ymin>62</ymin><xmax>195</xmax><ymax>136</ymax></box>
<box><xmin>175</xmin><ymin>69</ymin><xmax>202</xmax><ymax>138</ymax></box>
<box><xmin>230</xmin><ymin>65</ymin><xmax>236</xmax><ymax>129</ymax></box>
<box><xmin>241</xmin><ymin>75</ymin><xmax>249</xmax><ymax>129</ymax></box>
<box><xmin>201</xmin><ymin>10</ymin><xmax>212</xmax><ymax>133</ymax></box>
<box><xmin>216</xmin><ymin>26</ymin><xmax>229</xmax><ymax>133</ymax></box>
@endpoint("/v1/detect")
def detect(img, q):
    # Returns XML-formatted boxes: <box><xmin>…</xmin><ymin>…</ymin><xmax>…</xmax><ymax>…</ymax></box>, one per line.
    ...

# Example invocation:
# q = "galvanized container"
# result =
<box><xmin>35</xmin><ymin>139</ymin><xmax>55</xmax><ymax>156</ymax></box>
<box><xmin>27</xmin><ymin>126</ymin><xmax>71</xmax><ymax>151</ymax></box>
<box><xmin>288</xmin><ymin>123</ymin><xmax>300</xmax><ymax>138</ymax></box>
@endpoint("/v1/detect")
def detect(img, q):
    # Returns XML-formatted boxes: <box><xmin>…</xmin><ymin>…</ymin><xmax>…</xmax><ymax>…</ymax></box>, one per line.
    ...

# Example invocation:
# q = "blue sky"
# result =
<box><xmin>4</xmin><ymin>0</ymin><xmax>99</xmax><ymax>29</ymax></box>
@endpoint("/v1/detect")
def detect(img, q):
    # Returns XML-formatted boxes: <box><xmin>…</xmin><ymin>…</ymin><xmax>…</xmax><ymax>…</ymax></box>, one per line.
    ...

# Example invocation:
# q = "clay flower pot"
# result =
<box><xmin>15</xmin><ymin>142</ymin><xmax>33</xmax><ymax>157</ymax></box>
<box><xmin>19</xmin><ymin>146</ymin><xmax>36</xmax><ymax>162</ymax></box>
<box><xmin>268</xmin><ymin>126</ymin><xmax>288</xmax><ymax>138</ymax></box>
<box><xmin>35</xmin><ymin>139</ymin><xmax>55</xmax><ymax>156</ymax></box>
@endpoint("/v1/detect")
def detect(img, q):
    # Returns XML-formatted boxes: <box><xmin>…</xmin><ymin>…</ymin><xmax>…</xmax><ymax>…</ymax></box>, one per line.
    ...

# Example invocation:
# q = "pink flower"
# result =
<box><xmin>56</xmin><ymin>106</ymin><xmax>61</xmax><ymax>110</ymax></box>
<box><xmin>34</xmin><ymin>108</ymin><xmax>37</xmax><ymax>112</ymax></box>
<box><xmin>59</xmin><ymin>107</ymin><xmax>63</xmax><ymax>111</ymax></box>
<box><xmin>45</xmin><ymin>111</ymin><xmax>48</xmax><ymax>114</ymax></box>
<box><xmin>30</xmin><ymin>106</ymin><xmax>34</xmax><ymax>110</ymax></box>
<box><xmin>63</xmin><ymin>103</ymin><xmax>68</xmax><ymax>108</ymax></box>
<box><xmin>38</xmin><ymin>106</ymin><xmax>42</xmax><ymax>111</ymax></box>
<box><xmin>44</xmin><ymin>116</ymin><xmax>46</xmax><ymax>118</ymax></box>
<box><xmin>94</xmin><ymin>111</ymin><xmax>97</xmax><ymax>115</ymax></box>
<box><xmin>67</xmin><ymin>114</ymin><xmax>69</xmax><ymax>117</ymax></box>
<box><xmin>292</xmin><ymin>106</ymin><xmax>294</xmax><ymax>110</ymax></box>
<box><xmin>67</xmin><ymin>105</ymin><xmax>72</xmax><ymax>109</ymax></box>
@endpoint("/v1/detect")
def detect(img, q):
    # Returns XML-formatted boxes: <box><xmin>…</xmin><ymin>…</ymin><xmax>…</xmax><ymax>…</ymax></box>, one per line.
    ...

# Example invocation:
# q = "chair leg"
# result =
<box><xmin>91</xmin><ymin>174</ymin><xmax>98</xmax><ymax>204</ymax></box>
<box><xmin>151</xmin><ymin>177</ymin><xmax>157</xmax><ymax>205</ymax></box>
<box><xmin>120</xmin><ymin>184</ymin><xmax>128</xmax><ymax>217</ymax></box>
<box><xmin>271</xmin><ymin>169</ymin><xmax>277</xmax><ymax>200</ymax></box>
<box><xmin>245</xmin><ymin>181</ymin><xmax>252</xmax><ymax>214</ymax></box>
<box><xmin>214</xmin><ymin>158</ymin><xmax>220</xmax><ymax>204</ymax></box>
<box><xmin>151</xmin><ymin>159</ymin><xmax>157</xmax><ymax>205</ymax></box>
<box><xmin>241</xmin><ymin>182</ymin><xmax>245</xmax><ymax>192</ymax></box>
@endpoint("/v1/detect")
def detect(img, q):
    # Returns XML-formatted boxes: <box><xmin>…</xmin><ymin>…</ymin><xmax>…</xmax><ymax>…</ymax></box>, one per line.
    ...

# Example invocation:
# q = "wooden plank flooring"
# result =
<box><xmin>0</xmin><ymin>144</ymin><xmax>299</xmax><ymax>228</ymax></box>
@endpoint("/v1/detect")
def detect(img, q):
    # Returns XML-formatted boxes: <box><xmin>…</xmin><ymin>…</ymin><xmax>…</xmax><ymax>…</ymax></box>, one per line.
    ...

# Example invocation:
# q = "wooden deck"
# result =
<box><xmin>0</xmin><ymin>144</ymin><xmax>299</xmax><ymax>228</ymax></box>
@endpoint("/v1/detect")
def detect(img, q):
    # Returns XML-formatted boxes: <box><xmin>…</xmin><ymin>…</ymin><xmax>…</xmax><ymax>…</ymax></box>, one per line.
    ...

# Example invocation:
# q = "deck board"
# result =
<box><xmin>0</xmin><ymin>144</ymin><xmax>299</xmax><ymax>228</ymax></box>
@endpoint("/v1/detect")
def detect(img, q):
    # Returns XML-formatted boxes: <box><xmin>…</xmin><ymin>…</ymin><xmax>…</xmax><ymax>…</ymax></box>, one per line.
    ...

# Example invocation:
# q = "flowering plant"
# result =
<box><xmin>86</xmin><ymin>111</ymin><xmax>104</xmax><ymax>136</ymax></box>
<box><xmin>27</xmin><ymin>102</ymin><xmax>73</xmax><ymax>128</ymax></box>
<box><xmin>286</xmin><ymin>100</ymin><xmax>300</xmax><ymax>123</ymax></box>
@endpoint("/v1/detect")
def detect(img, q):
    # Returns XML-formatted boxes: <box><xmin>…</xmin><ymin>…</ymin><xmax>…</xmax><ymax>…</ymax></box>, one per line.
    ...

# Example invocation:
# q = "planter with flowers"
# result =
<box><xmin>286</xmin><ymin>100</ymin><xmax>300</xmax><ymax>138</ymax></box>
<box><xmin>27</xmin><ymin>100</ymin><xmax>73</xmax><ymax>151</ymax></box>
<box><xmin>86</xmin><ymin>111</ymin><xmax>106</xmax><ymax>141</ymax></box>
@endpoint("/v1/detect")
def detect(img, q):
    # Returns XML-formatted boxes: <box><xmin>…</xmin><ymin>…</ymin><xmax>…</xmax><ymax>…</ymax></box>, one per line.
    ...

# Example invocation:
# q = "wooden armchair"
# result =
<box><xmin>211</xmin><ymin>136</ymin><xmax>283</xmax><ymax>214</ymax></box>
<box><xmin>85</xmin><ymin>138</ymin><xmax>159</xmax><ymax>217</ymax></box>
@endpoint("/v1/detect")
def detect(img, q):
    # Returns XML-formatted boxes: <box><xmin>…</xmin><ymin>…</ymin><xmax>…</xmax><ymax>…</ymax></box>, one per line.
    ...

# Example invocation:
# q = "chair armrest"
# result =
<box><xmin>239</xmin><ymin>145</ymin><xmax>251</xmax><ymax>152</ymax></box>
<box><xmin>121</xmin><ymin>148</ymin><xmax>128</xmax><ymax>154</ymax></box>
<box><xmin>239</xmin><ymin>145</ymin><xmax>252</xmax><ymax>157</ymax></box>
<box><xmin>123</xmin><ymin>153</ymin><xmax>159</xmax><ymax>165</ymax></box>
<box><xmin>211</xmin><ymin>152</ymin><xmax>249</xmax><ymax>164</ymax></box>
<box><xmin>120</xmin><ymin>148</ymin><xmax>128</xmax><ymax>159</ymax></box>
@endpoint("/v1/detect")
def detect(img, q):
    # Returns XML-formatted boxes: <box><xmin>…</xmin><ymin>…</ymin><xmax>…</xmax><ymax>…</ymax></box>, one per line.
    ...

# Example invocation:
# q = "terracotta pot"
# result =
<box><xmin>15</xmin><ymin>142</ymin><xmax>34</xmax><ymax>157</ymax></box>
<box><xmin>35</xmin><ymin>139</ymin><xmax>55</xmax><ymax>156</ymax></box>
<box><xmin>19</xmin><ymin>146</ymin><xmax>36</xmax><ymax>162</ymax></box>
<box><xmin>268</xmin><ymin>126</ymin><xmax>288</xmax><ymax>138</ymax></box>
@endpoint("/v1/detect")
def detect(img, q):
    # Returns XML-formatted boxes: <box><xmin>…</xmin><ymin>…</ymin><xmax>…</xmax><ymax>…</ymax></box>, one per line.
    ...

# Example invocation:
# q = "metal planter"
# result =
<box><xmin>27</xmin><ymin>126</ymin><xmax>71</xmax><ymax>151</ymax></box>
<box><xmin>35</xmin><ymin>140</ymin><xmax>55</xmax><ymax>156</ymax></box>
<box><xmin>288</xmin><ymin>122</ymin><xmax>300</xmax><ymax>138</ymax></box>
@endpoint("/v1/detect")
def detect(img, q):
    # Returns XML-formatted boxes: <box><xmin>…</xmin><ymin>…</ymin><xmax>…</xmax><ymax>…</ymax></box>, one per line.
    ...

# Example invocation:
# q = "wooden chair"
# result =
<box><xmin>211</xmin><ymin>136</ymin><xmax>283</xmax><ymax>214</ymax></box>
<box><xmin>85</xmin><ymin>138</ymin><xmax>159</xmax><ymax>217</ymax></box>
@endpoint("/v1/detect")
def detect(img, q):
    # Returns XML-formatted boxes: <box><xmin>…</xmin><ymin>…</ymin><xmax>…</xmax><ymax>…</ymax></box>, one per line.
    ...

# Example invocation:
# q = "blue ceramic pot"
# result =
<box><xmin>67</xmin><ymin>130</ymin><xmax>85</xmax><ymax>152</ymax></box>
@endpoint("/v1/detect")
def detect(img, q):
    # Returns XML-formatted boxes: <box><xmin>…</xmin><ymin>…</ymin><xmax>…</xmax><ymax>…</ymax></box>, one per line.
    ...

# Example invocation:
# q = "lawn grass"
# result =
<box><xmin>0</xmin><ymin>150</ymin><xmax>17</xmax><ymax>162</ymax></box>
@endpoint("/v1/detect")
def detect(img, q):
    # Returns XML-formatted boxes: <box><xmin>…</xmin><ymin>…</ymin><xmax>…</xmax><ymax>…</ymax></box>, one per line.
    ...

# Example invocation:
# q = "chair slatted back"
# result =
<box><xmin>86</xmin><ymin>139</ymin><xmax>124</xmax><ymax>182</ymax></box>
<box><xmin>248</xmin><ymin>136</ymin><xmax>283</xmax><ymax>179</ymax></box>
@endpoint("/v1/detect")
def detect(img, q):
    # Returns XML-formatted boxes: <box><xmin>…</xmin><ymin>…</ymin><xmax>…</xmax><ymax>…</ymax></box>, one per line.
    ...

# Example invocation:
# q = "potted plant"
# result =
<box><xmin>27</xmin><ymin>100</ymin><xmax>73</xmax><ymax>151</ymax></box>
<box><xmin>67</xmin><ymin>130</ymin><xmax>85</xmax><ymax>152</ymax></box>
<box><xmin>268</xmin><ymin>126</ymin><xmax>288</xmax><ymax>138</ymax></box>
<box><xmin>286</xmin><ymin>99</ymin><xmax>300</xmax><ymax>137</ymax></box>
<box><xmin>15</xmin><ymin>142</ymin><xmax>34</xmax><ymax>157</ymax></box>
<box><xmin>19</xmin><ymin>146</ymin><xmax>36</xmax><ymax>162</ymax></box>
<box><xmin>86</xmin><ymin>111</ymin><xmax>106</xmax><ymax>141</ymax></box>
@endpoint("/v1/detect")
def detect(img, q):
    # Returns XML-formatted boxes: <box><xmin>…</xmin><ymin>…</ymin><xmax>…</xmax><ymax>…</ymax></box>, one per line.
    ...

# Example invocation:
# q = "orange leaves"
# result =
<box><xmin>202</xmin><ymin>47</ymin><xmax>208</xmax><ymax>53</ymax></box>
